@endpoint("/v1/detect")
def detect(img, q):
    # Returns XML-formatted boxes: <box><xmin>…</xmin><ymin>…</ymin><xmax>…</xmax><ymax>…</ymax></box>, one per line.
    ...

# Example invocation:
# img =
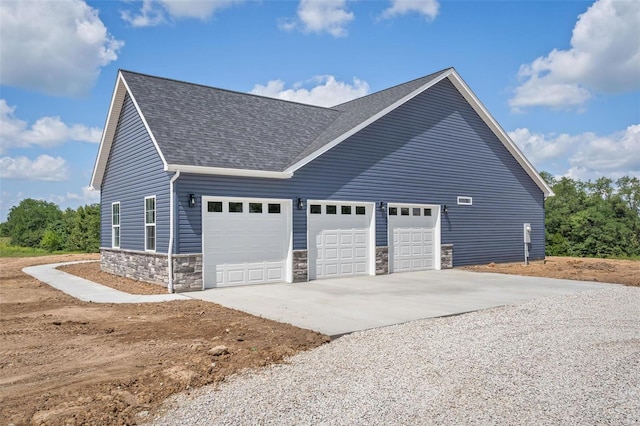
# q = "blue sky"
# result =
<box><xmin>1</xmin><ymin>0</ymin><xmax>638</xmax><ymax>221</ymax></box>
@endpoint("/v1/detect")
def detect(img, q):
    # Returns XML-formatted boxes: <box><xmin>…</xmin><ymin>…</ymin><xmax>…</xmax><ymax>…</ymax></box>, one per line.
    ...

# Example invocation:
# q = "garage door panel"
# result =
<box><xmin>389</xmin><ymin>205</ymin><xmax>438</xmax><ymax>274</ymax></box>
<box><xmin>203</xmin><ymin>198</ymin><xmax>291</xmax><ymax>288</ymax></box>
<box><xmin>308</xmin><ymin>201</ymin><xmax>373</xmax><ymax>280</ymax></box>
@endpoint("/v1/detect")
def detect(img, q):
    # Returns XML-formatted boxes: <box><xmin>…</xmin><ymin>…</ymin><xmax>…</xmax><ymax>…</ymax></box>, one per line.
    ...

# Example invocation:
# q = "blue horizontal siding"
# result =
<box><xmin>175</xmin><ymin>78</ymin><xmax>545</xmax><ymax>266</ymax></box>
<box><xmin>100</xmin><ymin>94</ymin><xmax>171</xmax><ymax>253</ymax></box>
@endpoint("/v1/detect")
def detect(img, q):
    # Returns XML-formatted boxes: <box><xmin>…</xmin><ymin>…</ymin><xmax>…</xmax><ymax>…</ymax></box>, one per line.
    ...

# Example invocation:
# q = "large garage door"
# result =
<box><xmin>308</xmin><ymin>201</ymin><xmax>375</xmax><ymax>280</ymax></box>
<box><xmin>202</xmin><ymin>197</ymin><xmax>292</xmax><ymax>288</ymax></box>
<box><xmin>388</xmin><ymin>204</ymin><xmax>440</xmax><ymax>273</ymax></box>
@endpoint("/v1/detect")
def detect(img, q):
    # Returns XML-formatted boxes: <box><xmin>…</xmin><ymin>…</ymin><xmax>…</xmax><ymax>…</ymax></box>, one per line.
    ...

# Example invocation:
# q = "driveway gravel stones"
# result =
<box><xmin>152</xmin><ymin>286</ymin><xmax>640</xmax><ymax>425</ymax></box>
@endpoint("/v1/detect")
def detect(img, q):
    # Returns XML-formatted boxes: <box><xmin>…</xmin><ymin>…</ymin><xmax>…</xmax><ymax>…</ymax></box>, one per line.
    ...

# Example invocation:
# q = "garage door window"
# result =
<box><xmin>424</xmin><ymin>208</ymin><xmax>432</xmax><ymax>216</ymax></box>
<box><xmin>229</xmin><ymin>202</ymin><xmax>243</xmax><ymax>213</ymax></box>
<box><xmin>356</xmin><ymin>206</ymin><xmax>366</xmax><ymax>215</ymax></box>
<box><xmin>310</xmin><ymin>204</ymin><xmax>321</xmax><ymax>214</ymax></box>
<box><xmin>389</xmin><ymin>207</ymin><xmax>397</xmax><ymax>215</ymax></box>
<box><xmin>413</xmin><ymin>208</ymin><xmax>421</xmax><ymax>216</ymax></box>
<box><xmin>249</xmin><ymin>203</ymin><xmax>263</xmax><ymax>213</ymax></box>
<box><xmin>208</xmin><ymin>201</ymin><xmax>222</xmax><ymax>213</ymax></box>
<box><xmin>341</xmin><ymin>205</ymin><xmax>352</xmax><ymax>215</ymax></box>
<box><xmin>326</xmin><ymin>205</ymin><xmax>337</xmax><ymax>214</ymax></box>
<box><xmin>268</xmin><ymin>203</ymin><xmax>281</xmax><ymax>214</ymax></box>
<box><xmin>401</xmin><ymin>207</ymin><xmax>410</xmax><ymax>216</ymax></box>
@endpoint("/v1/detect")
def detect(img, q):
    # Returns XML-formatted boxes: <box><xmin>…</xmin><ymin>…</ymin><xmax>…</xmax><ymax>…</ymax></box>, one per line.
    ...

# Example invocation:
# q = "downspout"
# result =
<box><xmin>168</xmin><ymin>170</ymin><xmax>181</xmax><ymax>293</ymax></box>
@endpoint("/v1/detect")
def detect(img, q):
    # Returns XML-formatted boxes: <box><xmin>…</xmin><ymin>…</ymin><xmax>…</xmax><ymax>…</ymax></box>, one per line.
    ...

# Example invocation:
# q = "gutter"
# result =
<box><xmin>167</xmin><ymin>170</ymin><xmax>181</xmax><ymax>293</ymax></box>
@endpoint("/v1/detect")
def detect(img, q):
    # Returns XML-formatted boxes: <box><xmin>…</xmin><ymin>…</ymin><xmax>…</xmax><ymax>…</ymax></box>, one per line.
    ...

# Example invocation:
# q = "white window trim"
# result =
<box><xmin>457</xmin><ymin>196</ymin><xmax>473</xmax><ymax>206</ymax></box>
<box><xmin>145</xmin><ymin>195</ymin><xmax>156</xmax><ymax>252</ymax></box>
<box><xmin>112</xmin><ymin>202</ymin><xmax>120</xmax><ymax>248</ymax></box>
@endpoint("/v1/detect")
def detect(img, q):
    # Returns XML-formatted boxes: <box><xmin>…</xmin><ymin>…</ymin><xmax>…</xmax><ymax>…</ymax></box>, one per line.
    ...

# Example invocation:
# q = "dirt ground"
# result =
<box><xmin>0</xmin><ymin>255</ymin><xmax>329</xmax><ymax>425</ymax></box>
<box><xmin>463</xmin><ymin>256</ymin><xmax>640</xmax><ymax>287</ymax></box>
<box><xmin>2</xmin><ymin>255</ymin><xmax>638</xmax><ymax>425</ymax></box>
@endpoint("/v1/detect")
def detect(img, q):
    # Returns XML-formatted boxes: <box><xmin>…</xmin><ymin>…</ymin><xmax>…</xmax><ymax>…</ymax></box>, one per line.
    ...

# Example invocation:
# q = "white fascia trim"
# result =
<box><xmin>284</xmin><ymin>70</ymin><xmax>453</xmax><ymax>174</ymax></box>
<box><xmin>165</xmin><ymin>164</ymin><xmax>293</xmax><ymax>179</ymax></box>
<box><xmin>446</xmin><ymin>71</ymin><xmax>554</xmax><ymax>198</ymax></box>
<box><xmin>90</xmin><ymin>71</ymin><xmax>168</xmax><ymax>190</ymax></box>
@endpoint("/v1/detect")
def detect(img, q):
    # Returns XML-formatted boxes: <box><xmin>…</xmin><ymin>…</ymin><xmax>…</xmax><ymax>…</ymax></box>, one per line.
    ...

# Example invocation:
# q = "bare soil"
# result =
<box><xmin>0</xmin><ymin>255</ymin><xmax>329</xmax><ymax>425</ymax></box>
<box><xmin>58</xmin><ymin>262</ymin><xmax>167</xmax><ymax>295</ymax></box>
<box><xmin>463</xmin><ymin>256</ymin><xmax>640</xmax><ymax>287</ymax></box>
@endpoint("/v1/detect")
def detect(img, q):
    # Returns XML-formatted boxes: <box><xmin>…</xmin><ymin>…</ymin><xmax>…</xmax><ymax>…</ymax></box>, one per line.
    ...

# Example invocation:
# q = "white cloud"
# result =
<box><xmin>121</xmin><ymin>0</ymin><xmax>245</xmax><ymax>27</ymax></box>
<box><xmin>0</xmin><ymin>0</ymin><xmax>123</xmax><ymax>97</ymax></box>
<box><xmin>509</xmin><ymin>0</ymin><xmax>640</xmax><ymax>111</ymax></box>
<box><xmin>380</xmin><ymin>0</ymin><xmax>439</xmax><ymax>21</ymax></box>
<box><xmin>280</xmin><ymin>0</ymin><xmax>354</xmax><ymax>37</ymax></box>
<box><xmin>251</xmin><ymin>75</ymin><xmax>369</xmax><ymax>107</ymax></box>
<box><xmin>510</xmin><ymin>125</ymin><xmax>640</xmax><ymax>180</ymax></box>
<box><xmin>0</xmin><ymin>155</ymin><xmax>70</xmax><ymax>181</ymax></box>
<box><xmin>60</xmin><ymin>186</ymin><xmax>100</xmax><ymax>203</ymax></box>
<box><xmin>0</xmin><ymin>100</ymin><xmax>101</xmax><ymax>153</ymax></box>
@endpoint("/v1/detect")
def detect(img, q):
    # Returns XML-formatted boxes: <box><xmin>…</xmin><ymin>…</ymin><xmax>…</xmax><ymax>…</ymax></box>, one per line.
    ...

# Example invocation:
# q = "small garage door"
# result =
<box><xmin>388</xmin><ymin>204</ymin><xmax>440</xmax><ymax>273</ymax></box>
<box><xmin>202</xmin><ymin>197</ymin><xmax>292</xmax><ymax>288</ymax></box>
<box><xmin>308</xmin><ymin>201</ymin><xmax>375</xmax><ymax>280</ymax></box>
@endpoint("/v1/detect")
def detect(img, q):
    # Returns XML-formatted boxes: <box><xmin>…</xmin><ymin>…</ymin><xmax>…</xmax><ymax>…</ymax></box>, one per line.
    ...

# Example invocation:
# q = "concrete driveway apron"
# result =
<box><xmin>186</xmin><ymin>269</ymin><xmax>612</xmax><ymax>337</ymax></box>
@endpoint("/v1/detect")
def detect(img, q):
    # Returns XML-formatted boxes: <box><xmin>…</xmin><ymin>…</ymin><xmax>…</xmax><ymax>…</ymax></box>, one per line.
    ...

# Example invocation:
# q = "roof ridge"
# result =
<box><xmin>119</xmin><ymin>69</ymin><xmax>341</xmax><ymax>112</ymax></box>
<box><xmin>331</xmin><ymin>67</ymin><xmax>453</xmax><ymax>109</ymax></box>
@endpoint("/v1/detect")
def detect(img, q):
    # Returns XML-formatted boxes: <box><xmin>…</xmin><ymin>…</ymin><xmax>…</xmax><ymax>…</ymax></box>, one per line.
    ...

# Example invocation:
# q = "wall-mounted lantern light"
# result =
<box><xmin>189</xmin><ymin>194</ymin><xmax>196</xmax><ymax>208</ymax></box>
<box><xmin>296</xmin><ymin>197</ymin><xmax>304</xmax><ymax>210</ymax></box>
<box><xmin>379</xmin><ymin>201</ymin><xmax>387</xmax><ymax>213</ymax></box>
<box><xmin>442</xmin><ymin>204</ymin><xmax>448</xmax><ymax>214</ymax></box>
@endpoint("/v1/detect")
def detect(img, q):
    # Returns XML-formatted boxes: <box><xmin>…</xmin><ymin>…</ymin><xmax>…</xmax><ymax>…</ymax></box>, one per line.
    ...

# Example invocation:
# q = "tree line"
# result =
<box><xmin>542</xmin><ymin>173</ymin><xmax>640</xmax><ymax>258</ymax></box>
<box><xmin>0</xmin><ymin>199</ymin><xmax>100</xmax><ymax>253</ymax></box>
<box><xmin>0</xmin><ymin>174</ymin><xmax>639</xmax><ymax>258</ymax></box>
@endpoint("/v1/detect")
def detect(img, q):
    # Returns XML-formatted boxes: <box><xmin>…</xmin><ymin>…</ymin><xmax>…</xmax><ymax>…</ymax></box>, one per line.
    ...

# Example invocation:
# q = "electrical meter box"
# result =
<box><xmin>523</xmin><ymin>223</ymin><xmax>531</xmax><ymax>244</ymax></box>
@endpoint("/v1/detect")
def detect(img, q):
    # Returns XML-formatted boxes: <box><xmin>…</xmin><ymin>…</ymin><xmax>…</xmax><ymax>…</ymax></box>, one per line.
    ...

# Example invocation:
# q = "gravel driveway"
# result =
<box><xmin>152</xmin><ymin>286</ymin><xmax>640</xmax><ymax>425</ymax></box>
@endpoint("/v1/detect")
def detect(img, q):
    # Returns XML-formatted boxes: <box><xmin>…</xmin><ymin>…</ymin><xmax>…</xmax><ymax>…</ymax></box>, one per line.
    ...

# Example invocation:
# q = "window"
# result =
<box><xmin>341</xmin><ymin>205</ymin><xmax>352</xmax><ymax>215</ymax></box>
<box><xmin>145</xmin><ymin>196</ymin><xmax>156</xmax><ymax>251</ymax></box>
<box><xmin>268</xmin><ymin>203</ymin><xmax>281</xmax><ymax>214</ymax></box>
<box><xmin>412</xmin><ymin>208</ymin><xmax>421</xmax><ymax>216</ymax></box>
<box><xmin>326</xmin><ymin>205</ymin><xmax>337</xmax><ymax>214</ymax></box>
<box><xmin>229</xmin><ymin>202</ymin><xmax>243</xmax><ymax>213</ymax></box>
<box><xmin>249</xmin><ymin>203</ymin><xmax>263</xmax><ymax>213</ymax></box>
<box><xmin>310</xmin><ymin>204</ymin><xmax>321</xmax><ymax>214</ymax></box>
<box><xmin>424</xmin><ymin>208</ymin><xmax>432</xmax><ymax>216</ymax></box>
<box><xmin>389</xmin><ymin>207</ymin><xmax>397</xmax><ymax>216</ymax></box>
<box><xmin>401</xmin><ymin>207</ymin><xmax>410</xmax><ymax>216</ymax></box>
<box><xmin>208</xmin><ymin>201</ymin><xmax>222</xmax><ymax>213</ymax></box>
<box><xmin>112</xmin><ymin>202</ymin><xmax>120</xmax><ymax>248</ymax></box>
<box><xmin>457</xmin><ymin>196</ymin><xmax>473</xmax><ymax>206</ymax></box>
<box><xmin>355</xmin><ymin>206</ymin><xmax>366</xmax><ymax>215</ymax></box>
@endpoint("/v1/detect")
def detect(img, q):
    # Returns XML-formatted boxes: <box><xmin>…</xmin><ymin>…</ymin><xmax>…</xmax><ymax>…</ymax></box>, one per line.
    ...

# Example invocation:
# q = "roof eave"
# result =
<box><xmin>165</xmin><ymin>164</ymin><xmax>293</xmax><ymax>179</ymax></box>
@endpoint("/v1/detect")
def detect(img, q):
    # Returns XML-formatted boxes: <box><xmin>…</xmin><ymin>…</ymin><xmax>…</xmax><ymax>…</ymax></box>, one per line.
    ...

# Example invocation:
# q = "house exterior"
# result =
<box><xmin>90</xmin><ymin>68</ymin><xmax>553</xmax><ymax>292</ymax></box>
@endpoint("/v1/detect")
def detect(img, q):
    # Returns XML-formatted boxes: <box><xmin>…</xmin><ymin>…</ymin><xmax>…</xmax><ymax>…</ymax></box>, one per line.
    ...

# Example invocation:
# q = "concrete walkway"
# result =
<box><xmin>23</xmin><ymin>261</ymin><xmax>188</xmax><ymax>303</ymax></box>
<box><xmin>23</xmin><ymin>262</ymin><xmax>613</xmax><ymax>337</ymax></box>
<box><xmin>188</xmin><ymin>270</ymin><xmax>613</xmax><ymax>337</ymax></box>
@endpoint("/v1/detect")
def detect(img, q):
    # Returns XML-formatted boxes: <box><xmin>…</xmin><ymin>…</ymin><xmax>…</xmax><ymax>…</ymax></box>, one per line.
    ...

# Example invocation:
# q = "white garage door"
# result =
<box><xmin>202</xmin><ymin>197</ymin><xmax>292</xmax><ymax>288</ymax></box>
<box><xmin>308</xmin><ymin>201</ymin><xmax>375</xmax><ymax>280</ymax></box>
<box><xmin>388</xmin><ymin>204</ymin><xmax>440</xmax><ymax>273</ymax></box>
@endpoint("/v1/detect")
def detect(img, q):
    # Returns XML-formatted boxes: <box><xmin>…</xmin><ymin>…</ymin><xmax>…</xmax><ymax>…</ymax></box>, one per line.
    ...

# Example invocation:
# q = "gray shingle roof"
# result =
<box><xmin>120</xmin><ymin>68</ymin><xmax>450</xmax><ymax>172</ymax></box>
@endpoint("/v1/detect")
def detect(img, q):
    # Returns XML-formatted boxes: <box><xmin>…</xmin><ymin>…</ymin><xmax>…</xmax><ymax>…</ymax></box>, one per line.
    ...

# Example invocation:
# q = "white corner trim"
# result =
<box><xmin>90</xmin><ymin>71</ymin><xmax>168</xmax><ymax>189</ymax></box>
<box><xmin>165</xmin><ymin>164</ymin><xmax>293</xmax><ymax>179</ymax></box>
<box><xmin>284</xmin><ymin>70</ymin><xmax>453</xmax><ymax>174</ymax></box>
<box><xmin>446</xmin><ymin>72</ymin><xmax>554</xmax><ymax>198</ymax></box>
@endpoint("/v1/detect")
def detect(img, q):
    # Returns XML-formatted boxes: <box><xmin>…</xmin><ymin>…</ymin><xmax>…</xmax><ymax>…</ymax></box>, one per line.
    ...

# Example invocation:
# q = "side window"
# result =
<box><xmin>145</xmin><ymin>196</ymin><xmax>156</xmax><ymax>251</ymax></box>
<box><xmin>112</xmin><ymin>202</ymin><xmax>120</xmax><ymax>248</ymax></box>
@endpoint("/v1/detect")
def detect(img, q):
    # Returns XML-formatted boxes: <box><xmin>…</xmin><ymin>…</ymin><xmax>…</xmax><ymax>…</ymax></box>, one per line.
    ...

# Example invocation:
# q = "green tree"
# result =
<box><xmin>68</xmin><ymin>204</ymin><xmax>100</xmax><ymax>252</ymax></box>
<box><xmin>3</xmin><ymin>199</ymin><xmax>63</xmax><ymax>248</ymax></box>
<box><xmin>40</xmin><ymin>229</ymin><xmax>65</xmax><ymax>252</ymax></box>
